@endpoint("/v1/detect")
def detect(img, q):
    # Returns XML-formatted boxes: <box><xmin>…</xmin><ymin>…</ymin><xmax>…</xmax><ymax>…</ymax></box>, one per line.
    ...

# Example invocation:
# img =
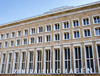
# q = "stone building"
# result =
<box><xmin>0</xmin><ymin>1</ymin><xmax>100</xmax><ymax>76</ymax></box>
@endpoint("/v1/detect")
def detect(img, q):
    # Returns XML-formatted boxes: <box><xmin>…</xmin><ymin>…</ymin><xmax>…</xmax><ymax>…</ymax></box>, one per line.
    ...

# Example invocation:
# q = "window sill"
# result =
<box><xmin>63</xmin><ymin>39</ymin><xmax>70</xmax><ymax>40</ymax></box>
<box><xmin>73</xmin><ymin>37</ymin><xmax>80</xmax><ymax>39</ymax></box>
<box><xmin>93</xmin><ymin>23</ymin><xmax>100</xmax><ymax>24</ymax></box>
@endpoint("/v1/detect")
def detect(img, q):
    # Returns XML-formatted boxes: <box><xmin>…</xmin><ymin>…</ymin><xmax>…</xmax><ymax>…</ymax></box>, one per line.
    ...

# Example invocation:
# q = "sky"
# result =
<box><xmin>0</xmin><ymin>0</ymin><xmax>99</xmax><ymax>25</ymax></box>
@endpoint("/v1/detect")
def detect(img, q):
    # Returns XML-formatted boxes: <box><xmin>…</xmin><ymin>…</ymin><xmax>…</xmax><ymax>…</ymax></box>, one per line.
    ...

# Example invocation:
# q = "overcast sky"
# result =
<box><xmin>0</xmin><ymin>0</ymin><xmax>99</xmax><ymax>25</ymax></box>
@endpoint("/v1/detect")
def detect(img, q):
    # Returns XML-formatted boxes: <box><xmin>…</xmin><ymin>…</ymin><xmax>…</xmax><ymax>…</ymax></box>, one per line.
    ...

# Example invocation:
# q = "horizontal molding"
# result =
<box><xmin>0</xmin><ymin>7</ymin><xmax>100</xmax><ymax>30</ymax></box>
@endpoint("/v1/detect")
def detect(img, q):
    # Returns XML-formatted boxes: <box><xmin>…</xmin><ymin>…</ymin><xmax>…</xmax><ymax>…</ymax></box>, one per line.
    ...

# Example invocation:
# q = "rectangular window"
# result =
<box><xmin>55</xmin><ymin>23</ymin><xmax>60</xmax><ymax>30</ymax></box>
<box><xmin>21</xmin><ymin>52</ymin><xmax>26</xmax><ymax>70</ymax></box>
<box><xmin>17</xmin><ymin>40</ymin><xmax>20</xmax><ymax>46</ymax></box>
<box><xmin>28</xmin><ymin>51</ymin><xmax>34</xmax><ymax>73</ymax></box>
<box><xmin>85</xmin><ymin>46</ymin><xmax>94</xmax><ymax>73</ymax></box>
<box><xmin>6</xmin><ymin>33</ymin><xmax>9</xmax><ymax>39</ymax></box>
<box><xmin>47</xmin><ymin>25</ymin><xmax>51</xmax><ymax>32</ymax></box>
<box><xmin>74</xmin><ymin>47</ymin><xmax>82</xmax><ymax>73</ymax></box>
<box><xmin>37</xmin><ymin>51</ymin><xmax>42</xmax><ymax>73</ymax></box>
<box><xmin>84</xmin><ymin>29</ymin><xmax>90</xmax><ymax>37</ymax></box>
<box><xmin>30</xmin><ymin>38</ymin><xmax>34</xmax><ymax>44</ymax></box>
<box><xmin>11</xmin><ymin>41</ymin><xmax>14</xmax><ymax>47</ymax></box>
<box><xmin>31</xmin><ymin>28</ymin><xmax>35</xmax><ymax>34</ymax></box>
<box><xmin>73</xmin><ymin>20</ymin><xmax>79</xmax><ymax>27</ymax></box>
<box><xmin>24</xmin><ymin>29</ymin><xmax>28</xmax><ymax>35</ymax></box>
<box><xmin>45</xmin><ymin>50</ymin><xmax>51</xmax><ymax>73</ymax></box>
<box><xmin>63</xmin><ymin>22</ymin><xmax>69</xmax><ymax>29</ymax></box>
<box><xmin>14</xmin><ymin>53</ymin><xmax>19</xmax><ymax>71</ymax></box>
<box><xmin>74</xmin><ymin>31</ymin><xmax>80</xmax><ymax>38</ymax></box>
<box><xmin>46</xmin><ymin>35</ymin><xmax>51</xmax><ymax>42</ymax></box>
<box><xmin>7</xmin><ymin>53</ymin><xmax>12</xmax><ymax>73</ymax></box>
<box><xmin>12</xmin><ymin>32</ymin><xmax>15</xmax><ymax>38</ymax></box>
<box><xmin>5</xmin><ymin>42</ymin><xmax>8</xmax><ymax>48</ymax></box>
<box><xmin>93</xmin><ymin>16</ymin><xmax>100</xmax><ymax>24</ymax></box>
<box><xmin>0</xmin><ymin>43</ymin><xmax>2</xmax><ymax>48</ymax></box>
<box><xmin>55</xmin><ymin>34</ymin><xmax>60</xmax><ymax>41</ymax></box>
<box><xmin>38</xmin><ymin>36</ymin><xmax>42</xmax><ymax>43</ymax></box>
<box><xmin>64</xmin><ymin>48</ymin><xmax>71</xmax><ymax>73</ymax></box>
<box><xmin>18</xmin><ymin>31</ymin><xmax>21</xmax><ymax>37</ymax></box>
<box><xmin>39</xmin><ymin>27</ymin><xmax>43</xmax><ymax>33</ymax></box>
<box><xmin>1</xmin><ymin>34</ymin><xmax>3</xmax><ymax>39</ymax></box>
<box><xmin>23</xmin><ymin>39</ymin><xmax>27</xmax><ymax>45</ymax></box>
<box><xmin>64</xmin><ymin>32</ymin><xmax>69</xmax><ymax>40</ymax></box>
<box><xmin>95</xmin><ymin>28</ymin><xmax>100</xmax><ymax>36</ymax></box>
<box><xmin>83</xmin><ymin>18</ymin><xmax>89</xmax><ymax>25</ymax></box>
<box><xmin>1</xmin><ymin>54</ymin><xmax>6</xmax><ymax>73</ymax></box>
<box><xmin>97</xmin><ymin>45</ymin><xmax>100</xmax><ymax>73</ymax></box>
<box><xmin>54</xmin><ymin>49</ymin><xmax>60</xmax><ymax>73</ymax></box>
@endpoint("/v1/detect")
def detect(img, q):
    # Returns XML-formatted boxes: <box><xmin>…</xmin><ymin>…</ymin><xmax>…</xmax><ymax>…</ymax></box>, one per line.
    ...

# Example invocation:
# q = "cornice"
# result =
<box><xmin>0</xmin><ymin>1</ymin><xmax>100</xmax><ymax>28</ymax></box>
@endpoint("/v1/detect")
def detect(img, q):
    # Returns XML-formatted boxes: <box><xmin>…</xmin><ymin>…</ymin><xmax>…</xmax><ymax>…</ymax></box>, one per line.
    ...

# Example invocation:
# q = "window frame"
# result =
<box><xmin>29</xmin><ymin>36</ymin><xmax>35</xmax><ymax>44</ymax></box>
<box><xmin>45</xmin><ymin>24</ymin><xmax>52</xmax><ymax>32</ymax></box>
<box><xmin>72</xmin><ymin>18</ymin><xmax>80</xmax><ymax>28</ymax></box>
<box><xmin>5</xmin><ymin>33</ymin><xmax>9</xmax><ymax>39</ymax></box>
<box><xmin>11</xmin><ymin>31</ymin><xmax>15</xmax><ymax>38</ymax></box>
<box><xmin>83</xmin><ymin>28</ymin><xmax>91</xmax><ymax>38</ymax></box>
<box><xmin>53</xmin><ymin>22</ymin><xmax>60</xmax><ymax>31</ymax></box>
<box><xmin>37</xmin><ymin>35</ymin><xmax>43</xmax><ymax>43</ymax></box>
<box><xmin>53</xmin><ymin>32</ymin><xmax>60</xmax><ymax>41</ymax></box>
<box><xmin>22</xmin><ymin>37</ymin><xmax>28</xmax><ymax>45</ymax></box>
<box><xmin>63</xmin><ymin>31</ymin><xmax>70</xmax><ymax>40</ymax></box>
<box><xmin>72</xmin><ymin>29</ymin><xmax>80</xmax><ymax>39</ymax></box>
<box><xmin>62</xmin><ymin>20</ymin><xmax>70</xmax><ymax>29</ymax></box>
<box><xmin>10</xmin><ymin>39</ymin><xmax>15</xmax><ymax>47</ymax></box>
<box><xmin>82</xmin><ymin>17</ymin><xmax>90</xmax><ymax>26</ymax></box>
<box><xmin>94</xmin><ymin>26</ymin><xmax>100</xmax><ymax>36</ymax></box>
<box><xmin>84</xmin><ymin>42</ymin><xmax>95</xmax><ymax>73</ymax></box>
<box><xmin>0</xmin><ymin>33</ymin><xmax>4</xmax><ymax>40</ymax></box>
<box><xmin>23</xmin><ymin>28</ymin><xmax>29</xmax><ymax>36</ymax></box>
<box><xmin>63</xmin><ymin>45</ymin><xmax>71</xmax><ymax>73</ymax></box>
<box><xmin>45</xmin><ymin>34</ymin><xmax>51</xmax><ymax>42</ymax></box>
<box><xmin>16</xmin><ymin>38</ymin><xmax>21</xmax><ymax>46</ymax></box>
<box><xmin>30</xmin><ymin>27</ymin><xmax>36</xmax><ymax>35</ymax></box>
<box><xmin>0</xmin><ymin>41</ymin><xmax>3</xmax><ymax>48</ymax></box>
<box><xmin>37</xmin><ymin>25</ymin><xmax>43</xmax><ymax>33</ymax></box>
<box><xmin>17</xmin><ymin>30</ymin><xmax>21</xmax><ymax>37</ymax></box>
<box><xmin>4</xmin><ymin>41</ymin><xmax>8</xmax><ymax>48</ymax></box>
<box><xmin>73</xmin><ymin>44</ymin><xmax>83</xmax><ymax>73</ymax></box>
<box><xmin>92</xmin><ymin>14</ymin><xmax>100</xmax><ymax>24</ymax></box>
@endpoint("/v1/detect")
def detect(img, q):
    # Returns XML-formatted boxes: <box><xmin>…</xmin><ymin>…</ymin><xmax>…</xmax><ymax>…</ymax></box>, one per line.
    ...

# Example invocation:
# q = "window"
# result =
<box><xmin>93</xmin><ymin>16</ymin><xmax>100</xmax><ymax>24</ymax></box>
<box><xmin>46</xmin><ymin>35</ymin><xmax>51</xmax><ymax>42</ymax></box>
<box><xmin>46</xmin><ymin>25</ymin><xmax>51</xmax><ymax>32</ymax></box>
<box><xmin>4</xmin><ymin>42</ymin><xmax>8</xmax><ymax>48</ymax></box>
<box><xmin>17</xmin><ymin>31</ymin><xmax>21</xmax><ymax>37</ymax></box>
<box><xmin>73</xmin><ymin>30</ymin><xmax>80</xmax><ymax>39</ymax></box>
<box><xmin>30</xmin><ymin>37</ymin><xmax>34</xmax><ymax>44</ymax></box>
<box><xmin>45</xmin><ymin>50</ymin><xmax>51</xmax><ymax>73</ymax></box>
<box><xmin>54</xmin><ymin>49</ymin><xmax>60</xmax><ymax>73</ymax></box>
<box><xmin>95</xmin><ymin>28</ymin><xmax>100</xmax><ymax>36</ymax></box>
<box><xmin>38</xmin><ymin>36</ymin><xmax>42</xmax><ymax>43</ymax></box>
<box><xmin>54</xmin><ymin>23</ymin><xmax>60</xmax><ymax>30</ymax></box>
<box><xmin>6</xmin><ymin>33</ymin><xmax>9</xmax><ymax>39</ymax></box>
<box><xmin>10</xmin><ymin>41</ymin><xmax>14</xmax><ymax>47</ymax></box>
<box><xmin>0</xmin><ymin>34</ymin><xmax>3</xmax><ymax>40</ymax></box>
<box><xmin>64</xmin><ymin>48</ymin><xmax>71</xmax><ymax>73</ymax></box>
<box><xmin>83</xmin><ymin>18</ymin><xmax>89</xmax><ymax>25</ymax></box>
<box><xmin>38</xmin><ymin>27</ymin><xmax>43</xmax><ymax>33</ymax></box>
<box><xmin>97</xmin><ymin>45</ymin><xmax>100</xmax><ymax>73</ymax></box>
<box><xmin>23</xmin><ymin>38</ymin><xmax>27</xmax><ymax>45</ymax></box>
<box><xmin>28</xmin><ymin>51</ymin><xmax>34</xmax><ymax>73</ymax></box>
<box><xmin>63</xmin><ymin>21</ymin><xmax>69</xmax><ymax>29</ymax></box>
<box><xmin>85</xmin><ymin>45</ymin><xmax>94</xmax><ymax>73</ymax></box>
<box><xmin>13</xmin><ymin>52</ymin><xmax>19</xmax><ymax>73</ymax></box>
<box><xmin>63</xmin><ymin>32</ymin><xmax>69</xmax><ymax>40</ymax></box>
<box><xmin>7</xmin><ymin>53</ymin><xmax>12</xmax><ymax>73</ymax></box>
<box><xmin>73</xmin><ymin>20</ymin><xmax>79</xmax><ymax>27</ymax></box>
<box><xmin>30</xmin><ymin>28</ymin><xmax>35</xmax><ymax>34</ymax></box>
<box><xmin>0</xmin><ymin>43</ymin><xmax>2</xmax><ymax>48</ymax></box>
<box><xmin>16</xmin><ymin>39</ymin><xmax>20</xmax><ymax>46</ymax></box>
<box><xmin>37</xmin><ymin>51</ymin><xmax>42</xmax><ymax>73</ymax></box>
<box><xmin>24</xmin><ymin>29</ymin><xmax>28</xmax><ymax>36</ymax></box>
<box><xmin>11</xmin><ymin>32</ymin><xmax>15</xmax><ymax>38</ymax></box>
<box><xmin>54</xmin><ymin>33</ymin><xmax>60</xmax><ymax>41</ymax></box>
<box><xmin>74</xmin><ymin>47</ymin><xmax>82</xmax><ymax>73</ymax></box>
<box><xmin>21</xmin><ymin>52</ymin><xmax>26</xmax><ymax>72</ymax></box>
<box><xmin>84</xmin><ymin>29</ymin><xmax>91</xmax><ymax>37</ymax></box>
<box><xmin>1</xmin><ymin>54</ymin><xmax>6</xmax><ymax>73</ymax></box>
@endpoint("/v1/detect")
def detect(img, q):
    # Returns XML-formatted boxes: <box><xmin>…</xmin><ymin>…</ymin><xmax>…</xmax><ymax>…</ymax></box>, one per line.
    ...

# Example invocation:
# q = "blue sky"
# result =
<box><xmin>0</xmin><ymin>0</ymin><xmax>99</xmax><ymax>25</ymax></box>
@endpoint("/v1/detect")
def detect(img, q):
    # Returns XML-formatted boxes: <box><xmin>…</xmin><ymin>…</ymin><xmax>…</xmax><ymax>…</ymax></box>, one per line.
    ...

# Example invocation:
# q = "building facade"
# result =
<box><xmin>0</xmin><ymin>1</ymin><xmax>100</xmax><ymax>76</ymax></box>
